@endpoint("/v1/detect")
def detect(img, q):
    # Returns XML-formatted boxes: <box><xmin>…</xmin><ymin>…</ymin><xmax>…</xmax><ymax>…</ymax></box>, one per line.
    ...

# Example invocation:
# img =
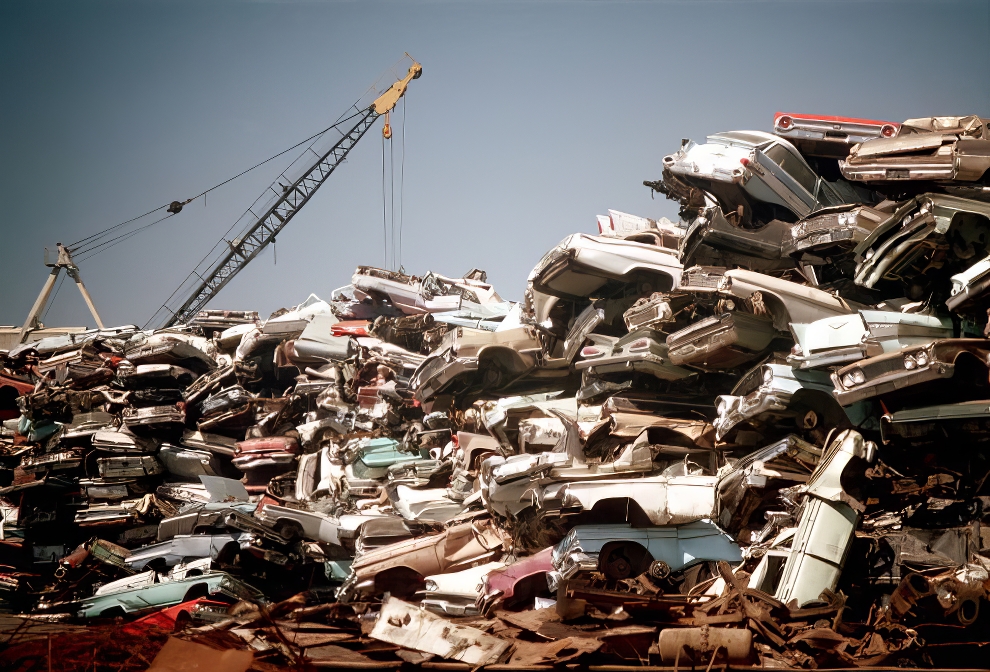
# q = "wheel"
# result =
<box><xmin>600</xmin><ymin>543</ymin><xmax>651</xmax><ymax>582</ymax></box>
<box><xmin>275</xmin><ymin>520</ymin><xmax>302</xmax><ymax>542</ymax></box>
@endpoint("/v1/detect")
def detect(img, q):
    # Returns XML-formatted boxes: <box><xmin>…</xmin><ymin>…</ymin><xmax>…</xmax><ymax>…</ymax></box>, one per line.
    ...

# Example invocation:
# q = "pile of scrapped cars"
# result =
<box><xmin>4</xmin><ymin>113</ymin><xmax>990</xmax><ymax>669</ymax></box>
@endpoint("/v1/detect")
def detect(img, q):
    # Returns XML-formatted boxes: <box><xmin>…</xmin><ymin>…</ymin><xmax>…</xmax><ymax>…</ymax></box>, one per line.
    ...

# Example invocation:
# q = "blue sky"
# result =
<box><xmin>2</xmin><ymin>0</ymin><xmax>988</xmax><ymax>328</ymax></box>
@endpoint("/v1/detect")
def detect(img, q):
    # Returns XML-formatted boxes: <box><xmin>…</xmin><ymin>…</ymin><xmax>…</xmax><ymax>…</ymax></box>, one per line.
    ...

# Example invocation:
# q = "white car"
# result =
<box><xmin>664</xmin><ymin>131</ymin><xmax>846</xmax><ymax>221</ymax></box>
<box><xmin>526</xmin><ymin>233</ymin><xmax>683</xmax><ymax>322</ymax></box>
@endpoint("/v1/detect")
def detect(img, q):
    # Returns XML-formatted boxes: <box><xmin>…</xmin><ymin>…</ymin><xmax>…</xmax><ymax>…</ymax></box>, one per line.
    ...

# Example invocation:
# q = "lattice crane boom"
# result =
<box><xmin>161</xmin><ymin>61</ymin><xmax>421</xmax><ymax>328</ymax></box>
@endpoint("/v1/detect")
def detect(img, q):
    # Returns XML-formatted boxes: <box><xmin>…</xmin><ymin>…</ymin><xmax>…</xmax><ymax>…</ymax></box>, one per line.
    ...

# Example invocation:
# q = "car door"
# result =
<box><xmin>756</xmin><ymin>142</ymin><xmax>821</xmax><ymax>217</ymax></box>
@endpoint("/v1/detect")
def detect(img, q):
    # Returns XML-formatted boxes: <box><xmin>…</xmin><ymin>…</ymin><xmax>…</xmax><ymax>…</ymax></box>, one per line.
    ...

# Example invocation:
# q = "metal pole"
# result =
<box><xmin>17</xmin><ymin>267</ymin><xmax>61</xmax><ymax>343</ymax></box>
<box><xmin>67</xmin><ymin>268</ymin><xmax>105</xmax><ymax>330</ymax></box>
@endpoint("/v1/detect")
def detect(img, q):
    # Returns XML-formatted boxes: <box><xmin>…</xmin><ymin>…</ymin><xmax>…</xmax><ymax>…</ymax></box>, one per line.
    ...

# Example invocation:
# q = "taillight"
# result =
<box><xmin>581</xmin><ymin>346</ymin><xmax>605</xmax><ymax>359</ymax></box>
<box><xmin>627</xmin><ymin>339</ymin><xmax>650</xmax><ymax>352</ymax></box>
<box><xmin>739</xmin><ymin>157</ymin><xmax>750</xmax><ymax>166</ymax></box>
<box><xmin>881</xmin><ymin>124</ymin><xmax>896</xmax><ymax>138</ymax></box>
<box><xmin>776</xmin><ymin>116</ymin><xmax>793</xmax><ymax>130</ymax></box>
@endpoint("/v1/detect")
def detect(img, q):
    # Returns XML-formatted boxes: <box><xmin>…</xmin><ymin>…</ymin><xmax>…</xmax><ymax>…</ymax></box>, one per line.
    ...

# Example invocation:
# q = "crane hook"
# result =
<box><xmin>383</xmin><ymin>110</ymin><xmax>392</xmax><ymax>140</ymax></box>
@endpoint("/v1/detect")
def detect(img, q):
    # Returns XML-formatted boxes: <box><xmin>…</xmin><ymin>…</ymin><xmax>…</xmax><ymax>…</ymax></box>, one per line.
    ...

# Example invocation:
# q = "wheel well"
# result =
<box><xmin>173</xmin><ymin>610</ymin><xmax>192</xmax><ymax>632</ymax></box>
<box><xmin>215</xmin><ymin>541</ymin><xmax>240</xmax><ymax>565</ymax></box>
<box><xmin>99</xmin><ymin>606</ymin><xmax>126</xmax><ymax>618</ymax></box>
<box><xmin>478</xmin><ymin>347</ymin><xmax>532</xmax><ymax>377</ymax></box>
<box><xmin>373</xmin><ymin>566</ymin><xmax>424</xmax><ymax>599</ymax></box>
<box><xmin>597</xmin><ymin>540</ymin><xmax>653</xmax><ymax>581</ymax></box>
<box><xmin>791</xmin><ymin>389</ymin><xmax>848</xmax><ymax>428</ymax></box>
<box><xmin>145</xmin><ymin>558</ymin><xmax>168</xmax><ymax>573</ymax></box>
<box><xmin>182</xmin><ymin>582</ymin><xmax>210</xmax><ymax>602</ymax></box>
<box><xmin>275</xmin><ymin>519</ymin><xmax>304</xmax><ymax>539</ymax></box>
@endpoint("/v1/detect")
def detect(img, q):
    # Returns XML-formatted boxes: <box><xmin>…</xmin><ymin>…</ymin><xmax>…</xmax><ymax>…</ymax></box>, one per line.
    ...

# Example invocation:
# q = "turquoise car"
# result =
<box><xmin>77</xmin><ymin>571</ymin><xmax>262</xmax><ymax>618</ymax></box>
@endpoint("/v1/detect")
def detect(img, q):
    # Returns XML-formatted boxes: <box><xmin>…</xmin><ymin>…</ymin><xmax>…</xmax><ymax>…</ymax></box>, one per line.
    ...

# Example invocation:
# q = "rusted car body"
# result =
<box><xmin>831</xmin><ymin>338</ymin><xmax>990</xmax><ymax>406</ymax></box>
<box><xmin>336</xmin><ymin>516</ymin><xmax>506</xmax><ymax>602</ymax></box>
<box><xmin>841</xmin><ymin>115</ymin><xmax>990</xmax><ymax>183</ymax></box>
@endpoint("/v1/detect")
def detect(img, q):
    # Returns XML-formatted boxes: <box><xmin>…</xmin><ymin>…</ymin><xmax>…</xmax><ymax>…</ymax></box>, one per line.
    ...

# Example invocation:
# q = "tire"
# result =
<box><xmin>275</xmin><ymin>520</ymin><xmax>303</xmax><ymax>542</ymax></box>
<box><xmin>599</xmin><ymin>542</ymin><xmax>652</xmax><ymax>582</ymax></box>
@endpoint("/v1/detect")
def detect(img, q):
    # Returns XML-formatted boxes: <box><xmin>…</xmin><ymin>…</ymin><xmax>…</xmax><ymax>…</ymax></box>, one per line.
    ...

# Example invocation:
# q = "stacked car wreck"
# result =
<box><xmin>4</xmin><ymin>113</ymin><xmax>990</xmax><ymax>670</ymax></box>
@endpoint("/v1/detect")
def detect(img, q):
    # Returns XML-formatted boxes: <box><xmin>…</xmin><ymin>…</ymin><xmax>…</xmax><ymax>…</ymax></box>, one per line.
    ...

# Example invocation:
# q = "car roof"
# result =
<box><xmin>708</xmin><ymin>130</ymin><xmax>777</xmax><ymax>147</ymax></box>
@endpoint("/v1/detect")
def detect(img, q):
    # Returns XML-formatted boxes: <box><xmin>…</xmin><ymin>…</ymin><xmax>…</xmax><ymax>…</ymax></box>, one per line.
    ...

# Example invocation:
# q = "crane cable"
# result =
<box><xmin>380</xmin><ymin>94</ymin><xmax>408</xmax><ymax>272</ymax></box>
<box><xmin>399</xmin><ymin>93</ymin><xmax>406</xmax><ymax>271</ymax></box>
<box><xmin>390</xmin><ymin>118</ymin><xmax>396</xmax><ymax>271</ymax></box>
<box><xmin>382</xmin><ymin>133</ymin><xmax>388</xmax><ymax>269</ymax></box>
<box><xmin>67</xmin><ymin>113</ymin><xmax>366</xmax><ymax>257</ymax></box>
<box><xmin>144</xmin><ymin>106</ymin><xmax>373</xmax><ymax>330</ymax></box>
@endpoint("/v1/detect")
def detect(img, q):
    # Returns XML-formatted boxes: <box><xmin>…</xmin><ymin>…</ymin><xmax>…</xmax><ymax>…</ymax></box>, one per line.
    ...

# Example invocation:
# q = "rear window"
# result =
<box><xmin>765</xmin><ymin>143</ymin><xmax>818</xmax><ymax>194</ymax></box>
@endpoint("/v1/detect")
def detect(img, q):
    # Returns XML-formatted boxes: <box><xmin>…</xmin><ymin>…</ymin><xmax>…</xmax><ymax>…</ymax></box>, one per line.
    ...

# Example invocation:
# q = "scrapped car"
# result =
<box><xmin>91</xmin><ymin>427</ymin><xmax>158</xmax><ymax>454</ymax></box>
<box><xmin>352</xmin><ymin>266</ymin><xmax>501</xmax><ymax>315</ymax></box>
<box><xmin>527</xmin><ymin>233</ymin><xmax>682</xmax><ymax>306</ymax></box>
<box><xmin>158</xmin><ymin>444</ymin><xmax>221</xmax><ymax>479</ymax></box>
<box><xmin>121</xmin><ymin>405</ymin><xmax>185</xmax><ymax>433</ymax></box>
<box><xmin>774</xmin><ymin>430</ymin><xmax>876</xmax><ymax>608</ymax></box>
<box><xmin>542</xmin><ymin>467</ymin><xmax>718</xmax><ymax>526</ymax></box>
<box><xmin>341</xmin><ymin>438</ymin><xmax>426</xmax><ymax>499</ymax></box>
<box><xmin>715</xmin><ymin>434</ymin><xmax>821</xmax><ymax>537</ymax></box>
<box><xmin>116</xmin><ymin>363</ymin><xmax>198</xmax><ymax>389</ymax></box>
<box><xmin>788</xmin><ymin>309</ymin><xmax>954</xmax><ymax>370</ymax></box>
<box><xmin>576</xmin><ymin>328</ymin><xmax>696</xmax><ymax>382</ymax></box>
<box><xmin>477</xmin><ymin>547</ymin><xmax>554</xmax><ymax>614</ymax></box>
<box><xmin>831</xmin><ymin>339</ymin><xmax>990</xmax><ymax>407</ymax></box>
<box><xmin>666</xmin><ymin>311</ymin><xmax>777</xmax><ymax>370</ymax></box>
<box><xmin>124</xmin><ymin>532</ymin><xmax>250</xmax><ymax>570</ymax></box>
<box><xmin>714</xmin><ymin>362</ymin><xmax>854</xmax><ymax>440</ymax></box>
<box><xmin>547</xmin><ymin>520</ymin><xmax>741</xmax><ymax>589</ymax></box>
<box><xmin>663</xmin><ymin>131</ymin><xmax>847</xmax><ymax>223</ymax></box>
<box><xmin>880</xmin><ymin>399</ymin><xmax>990</xmax><ymax>445</ymax></box>
<box><xmin>96</xmin><ymin>455</ymin><xmax>164</xmax><ymax>479</ymax></box>
<box><xmin>772</xmin><ymin>112</ymin><xmax>899</xmax><ymax>158</ymax></box>
<box><xmin>409</xmin><ymin>326</ymin><xmax>547</xmax><ymax>401</ymax></box>
<box><xmin>597</xmin><ymin>209</ymin><xmax>685</xmax><ymax>247</ymax></box>
<box><xmin>257</xmin><ymin>504</ymin><xmax>387</xmax><ymax>549</ymax></box>
<box><xmin>389</xmin><ymin>485</ymin><xmax>465</xmax><ymax>523</ymax></box>
<box><xmin>840</xmin><ymin>115</ymin><xmax>990</xmax><ymax>183</ymax></box>
<box><xmin>78</xmin><ymin>571</ymin><xmax>261</xmax><ymax>618</ymax></box>
<box><xmin>947</xmin><ymin>252</ymin><xmax>990</xmax><ymax>313</ymax></box>
<box><xmin>122</xmin><ymin>597</ymin><xmax>232</xmax><ymax>633</ymax></box>
<box><xmin>337</xmin><ymin>516</ymin><xmax>506</xmax><ymax>602</ymax></box>
<box><xmin>418</xmin><ymin>560</ymin><xmax>505</xmax><ymax>617</ymax></box>
<box><xmin>679</xmin><ymin>207</ymin><xmax>793</xmax><ymax>271</ymax></box>
<box><xmin>157</xmin><ymin>501</ymin><xmax>254</xmax><ymax>541</ymax></box>
<box><xmin>124</xmin><ymin>337</ymin><xmax>217</xmax><ymax>375</ymax></box>
<box><xmin>718</xmin><ymin>269</ymin><xmax>857</xmax><ymax>329</ymax></box>
<box><xmin>854</xmin><ymin>194</ymin><xmax>990</xmax><ymax>290</ymax></box>
<box><xmin>783</xmin><ymin>202</ymin><xmax>891</xmax><ymax>259</ymax></box>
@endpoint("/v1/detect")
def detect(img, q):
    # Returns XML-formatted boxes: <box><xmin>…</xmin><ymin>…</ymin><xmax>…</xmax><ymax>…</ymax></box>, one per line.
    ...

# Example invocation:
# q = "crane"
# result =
<box><xmin>157</xmin><ymin>60</ymin><xmax>422</xmax><ymax>328</ymax></box>
<box><xmin>17</xmin><ymin>243</ymin><xmax>105</xmax><ymax>344</ymax></box>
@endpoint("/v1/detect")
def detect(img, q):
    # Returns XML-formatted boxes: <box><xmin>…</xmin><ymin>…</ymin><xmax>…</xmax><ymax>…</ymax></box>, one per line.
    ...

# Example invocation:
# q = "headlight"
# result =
<box><xmin>842</xmin><ymin>370</ymin><xmax>866</xmax><ymax>387</ymax></box>
<box><xmin>762</xmin><ymin>367</ymin><xmax>774</xmax><ymax>384</ymax></box>
<box><xmin>424</xmin><ymin>580</ymin><xmax>438</xmax><ymax>592</ymax></box>
<box><xmin>716</xmin><ymin>399</ymin><xmax>726</xmax><ymax>415</ymax></box>
<box><xmin>904</xmin><ymin>354</ymin><xmax>917</xmax><ymax>370</ymax></box>
<box><xmin>915</xmin><ymin>351</ymin><xmax>929</xmax><ymax>366</ymax></box>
